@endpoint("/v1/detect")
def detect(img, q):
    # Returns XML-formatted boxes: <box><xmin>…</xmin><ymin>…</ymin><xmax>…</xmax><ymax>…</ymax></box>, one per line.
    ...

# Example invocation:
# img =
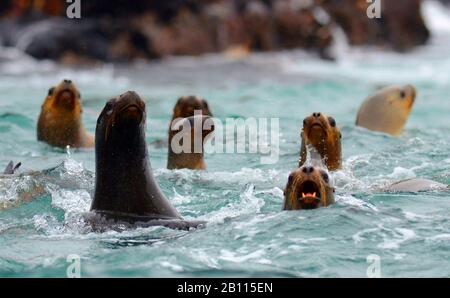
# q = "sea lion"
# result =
<box><xmin>1</xmin><ymin>161</ymin><xmax>47</xmax><ymax>210</ymax></box>
<box><xmin>283</xmin><ymin>165</ymin><xmax>335</xmax><ymax>210</ymax></box>
<box><xmin>356</xmin><ymin>85</ymin><xmax>416</xmax><ymax>136</ymax></box>
<box><xmin>385</xmin><ymin>178</ymin><xmax>449</xmax><ymax>193</ymax></box>
<box><xmin>167</xmin><ymin>96</ymin><xmax>214</xmax><ymax>170</ymax></box>
<box><xmin>37</xmin><ymin>79</ymin><xmax>94</xmax><ymax>148</ymax></box>
<box><xmin>299</xmin><ymin>113</ymin><xmax>342</xmax><ymax>171</ymax></box>
<box><xmin>3</xmin><ymin>161</ymin><xmax>21</xmax><ymax>175</ymax></box>
<box><xmin>89</xmin><ymin>91</ymin><xmax>205</xmax><ymax>230</ymax></box>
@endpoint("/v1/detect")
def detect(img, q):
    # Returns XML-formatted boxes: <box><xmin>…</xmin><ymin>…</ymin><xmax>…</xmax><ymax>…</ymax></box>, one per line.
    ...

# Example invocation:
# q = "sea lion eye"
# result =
<box><xmin>400</xmin><ymin>90</ymin><xmax>406</xmax><ymax>98</ymax></box>
<box><xmin>321</xmin><ymin>171</ymin><xmax>329</xmax><ymax>183</ymax></box>
<box><xmin>328</xmin><ymin>117</ymin><xmax>336</xmax><ymax>127</ymax></box>
<box><xmin>48</xmin><ymin>87</ymin><xmax>55</xmax><ymax>96</ymax></box>
<box><xmin>288</xmin><ymin>174</ymin><xmax>294</xmax><ymax>183</ymax></box>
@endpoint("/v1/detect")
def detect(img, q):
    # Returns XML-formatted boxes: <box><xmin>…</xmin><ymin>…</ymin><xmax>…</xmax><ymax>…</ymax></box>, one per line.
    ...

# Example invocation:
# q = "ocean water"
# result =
<box><xmin>1</xmin><ymin>1</ymin><xmax>450</xmax><ymax>277</ymax></box>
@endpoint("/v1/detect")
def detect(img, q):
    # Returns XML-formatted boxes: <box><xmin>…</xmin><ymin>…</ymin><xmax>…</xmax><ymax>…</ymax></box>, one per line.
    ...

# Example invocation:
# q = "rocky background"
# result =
<box><xmin>0</xmin><ymin>0</ymin><xmax>438</xmax><ymax>64</ymax></box>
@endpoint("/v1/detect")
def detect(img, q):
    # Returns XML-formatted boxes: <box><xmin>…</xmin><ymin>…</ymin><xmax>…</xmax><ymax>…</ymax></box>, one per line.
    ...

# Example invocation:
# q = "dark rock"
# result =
<box><xmin>0</xmin><ymin>0</ymin><xmax>433</xmax><ymax>63</ymax></box>
<box><xmin>318</xmin><ymin>0</ymin><xmax>430</xmax><ymax>51</ymax></box>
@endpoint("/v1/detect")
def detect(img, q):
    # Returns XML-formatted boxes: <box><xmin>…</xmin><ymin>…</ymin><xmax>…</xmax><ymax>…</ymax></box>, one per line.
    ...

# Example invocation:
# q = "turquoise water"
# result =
<box><xmin>1</xmin><ymin>2</ymin><xmax>450</xmax><ymax>278</ymax></box>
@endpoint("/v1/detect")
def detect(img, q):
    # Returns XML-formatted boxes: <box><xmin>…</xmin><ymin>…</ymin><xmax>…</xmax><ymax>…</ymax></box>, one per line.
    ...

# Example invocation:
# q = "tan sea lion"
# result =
<box><xmin>37</xmin><ymin>79</ymin><xmax>94</xmax><ymax>148</ymax></box>
<box><xmin>88</xmin><ymin>91</ymin><xmax>205</xmax><ymax>231</ymax></box>
<box><xmin>283</xmin><ymin>165</ymin><xmax>335</xmax><ymax>210</ymax></box>
<box><xmin>356</xmin><ymin>85</ymin><xmax>416</xmax><ymax>136</ymax></box>
<box><xmin>167</xmin><ymin>96</ymin><xmax>214</xmax><ymax>170</ymax></box>
<box><xmin>385</xmin><ymin>178</ymin><xmax>449</xmax><ymax>193</ymax></box>
<box><xmin>299</xmin><ymin>113</ymin><xmax>342</xmax><ymax>171</ymax></box>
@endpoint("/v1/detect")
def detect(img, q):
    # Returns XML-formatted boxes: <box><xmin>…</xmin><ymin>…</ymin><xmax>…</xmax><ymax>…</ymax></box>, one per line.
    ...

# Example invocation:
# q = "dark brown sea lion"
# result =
<box><xmin>37</xmin><ymin>79</ymin><xmax>94</xmax><ymax>148</ymax></box>
<box><xmin>1</xmin><ymin>161</ymin><xmax>47</xmax><ymax>210</ymax></box>
<box><xmin>167</xmin><ymin>96</ymin><xmax>214</xmax><ymax>170</ymax></box>
<box><xmin>299</xmin><ymin>113</ymin><xmax>342</xmax><ymax>171</ymax></box>
<box><xmin>3</xmin><ymin>161</ymin><xmax>21</xmax><ymax>175</ymax></box>
<box><xmin>89</xmin><ymin>91</ymin><xmax>205</xmax><ymax>230</ymax></box>
<box><xmin>283</xmin><ymin>165</ymin><xmax>335</xmax><ymax>210</ymax></box>
<box><xmin>355</xmin><ymin>85</ymin><xmax>416</xmax><ymax>136</ymax></box>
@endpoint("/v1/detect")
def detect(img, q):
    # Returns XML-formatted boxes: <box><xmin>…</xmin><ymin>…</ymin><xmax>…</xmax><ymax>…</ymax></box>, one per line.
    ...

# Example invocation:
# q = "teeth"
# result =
<box><xmin>301</xmin><ymin>192</ymin><xmax>317</xmax><ymax>198</ymax></box>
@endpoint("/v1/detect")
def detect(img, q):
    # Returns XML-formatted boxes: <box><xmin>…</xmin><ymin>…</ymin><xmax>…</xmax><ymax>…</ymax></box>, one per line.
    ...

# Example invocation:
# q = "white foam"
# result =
<box><xmin>338</xmin><ymin>194</ymin><xmax>378</xmax><ymax>212</ymax></box>
<box><xmin>378</xmin><ymin>228</ymin><xmax>416</xmax><ymax>250</ymax></box>
<box><xmin>160</xmin><ymin>261</ymin><xmax>184</xmax><ymax>272</ymax></box>
<box><xmin>198</xmin><ymin>184</ymin><xmax>265</xmax><ymax>224</ymax></box>
<box><xmin>218</xmin><ymin>248</ymin><xmax>266</xmax><ymax>263</ymax></box>
<box><xmin>386</xmin><ymin>167</ymin><xmax>417</xmax><ymax>180</ymax></box>
<box><xmin>425</xmin><ymin>234</ymin><xmax>450</xmax><ymax>243</ymax></box>
<box><xmin>422</xmin><ymin>1</ymin><xmax>450</xmax><ymax>33</ymax></box>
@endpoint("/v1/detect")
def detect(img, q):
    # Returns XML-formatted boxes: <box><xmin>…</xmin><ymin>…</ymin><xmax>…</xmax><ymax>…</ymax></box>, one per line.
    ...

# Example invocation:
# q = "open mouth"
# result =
<box><xmin>297</xmin><ymin>180</ymin><xmax>321</xmax><ymax>207</ymax></box>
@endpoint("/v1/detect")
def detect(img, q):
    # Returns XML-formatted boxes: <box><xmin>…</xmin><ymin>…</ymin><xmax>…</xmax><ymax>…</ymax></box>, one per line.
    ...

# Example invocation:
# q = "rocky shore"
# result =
<box><xmin>0</xmin><ymin>0</ymin><xmax>433</xmax><ymax>64</ymax></box>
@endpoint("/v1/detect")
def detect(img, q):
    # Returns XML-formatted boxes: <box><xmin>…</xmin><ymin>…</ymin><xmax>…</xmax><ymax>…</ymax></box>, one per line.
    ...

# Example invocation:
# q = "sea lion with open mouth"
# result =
<box><xmin>37</xmin><ymin>79</ymin><xmax>94</xmax><ymax>148</ymax></box>
<box><xmin>283</xmin><ymin>165</ymin><xmax>335</xmax><ymax>210</ymax></box>
<box><xmin>299</xmin><ymin>113</ymin><xmax>342</xmax><ymax>171</ymax></box>
<box><xmin>88</xmin><ymin>91</ymin><xmax>205</xmax><ymax>231</ymax></box>
<box><xmin>356</xmin><ymin>85</ymin><xmax>416</xmax><ymax>136</ymax></box>
<box><xmin>168</xmin><ymin>96</ymin><xmax>214</xmax><ymax>170</ymax></box>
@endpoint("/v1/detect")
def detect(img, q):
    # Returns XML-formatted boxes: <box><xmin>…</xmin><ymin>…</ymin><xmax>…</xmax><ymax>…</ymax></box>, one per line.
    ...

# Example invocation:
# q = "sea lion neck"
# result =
<box><xmin>167</xmin><ymin>151</ymin><xmax>206</xmax><ymax>170</ymax></box>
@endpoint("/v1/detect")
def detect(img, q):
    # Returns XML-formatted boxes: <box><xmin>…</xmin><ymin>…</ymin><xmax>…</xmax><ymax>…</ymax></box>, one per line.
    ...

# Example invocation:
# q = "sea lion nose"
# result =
<box><xmin>302</xmin><ymin>166</ymin><xmax>315</xmax><ymax>174</ymax></box>
<box><xmin>313</xmin><ymin>113</ymin><xmax>321</xmax><ymax>118</ymax></box>
<box><xmin>63</xmin><ymin>79</ymin><xmax>72</xmax><ymax>84</ymax></box>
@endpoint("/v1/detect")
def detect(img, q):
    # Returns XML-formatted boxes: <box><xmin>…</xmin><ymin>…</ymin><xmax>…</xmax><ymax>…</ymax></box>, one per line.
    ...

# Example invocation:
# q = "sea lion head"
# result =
<box><xmin>379</xmin><ymin>84</ymin><xmax>416</xmax><ymax>116</ymax></box>
<box><xmin>356</xmin><ymin>85</ymin><xmax>416</xmax><ymax>136</ymax></box>
<box><xmin>302</xmin><ymin>112</ymin><xmax>341</xmax><ymax>148</ymax></box>
<box><xmin>172</xmin><ymin>96</ymin><xmax>212</xmax><ymax>120</ymax></box>
<box><xmin>47</xmin><ymin>79</ymin><xmax>82</xmax><ymax>114</ymax></box>
<box><xmin>300</xmin><ymin>112</ymin><xmax>342</xmax><ymax>171</ymax></box>
<box><xmin>283</xmin><ymin>165</ymin><xmax>335</xmax><ymax>210</ymax></box>
<box><xmin>37</xmin><ymin>79</ymin><xmax>94</xmax><ymax>148</ymax></box>
<box><xmin>96</xmin><ymin>91</ymin><xmax>146</xmax><ymax>147</ymax></box>
<box><xmin>167</xmin><ymin>96</ymin><xmax>214</xmax><ymax>170</ymax></box>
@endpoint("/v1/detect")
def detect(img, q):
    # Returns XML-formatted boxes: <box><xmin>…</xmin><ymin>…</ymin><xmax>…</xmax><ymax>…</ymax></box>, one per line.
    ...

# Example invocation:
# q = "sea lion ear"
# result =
<box><xmin>48</xmin><ymin>87</ymin><xmax>55</xmax><ymax>96</ymax></box>
<box><xmin>78</xmin><ymin>91</ymin><xmax>81</xmax><ymax>99</ymax></box>
<box><xmin>202</xmin><ymin>100</ymin><xmax>212</xmax><ymax>116</ymax></box>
